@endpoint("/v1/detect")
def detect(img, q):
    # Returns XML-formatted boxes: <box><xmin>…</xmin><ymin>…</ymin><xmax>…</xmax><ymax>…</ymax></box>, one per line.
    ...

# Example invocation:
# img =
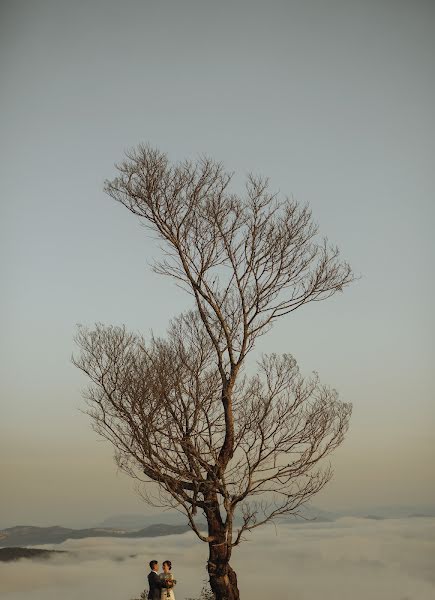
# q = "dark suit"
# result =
<box><xmin>148</xmin><ymin>570</ymin><xmax>164</xmax><ymax>600</ymax></box>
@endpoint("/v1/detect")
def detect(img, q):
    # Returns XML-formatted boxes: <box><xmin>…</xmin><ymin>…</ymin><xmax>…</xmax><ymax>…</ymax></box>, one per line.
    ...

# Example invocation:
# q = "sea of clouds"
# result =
<box><xmin>1</xmin><ymin>517</ymin><xmax>434</xmax><ymax>600</ymax></box>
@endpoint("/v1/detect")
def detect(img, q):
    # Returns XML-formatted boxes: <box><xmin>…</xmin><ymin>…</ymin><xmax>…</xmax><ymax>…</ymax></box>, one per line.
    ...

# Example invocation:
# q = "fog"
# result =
<box><xmin>1</xmin><ymin>517</ymin><xmax>434</xmax><ymax>600</ymax></box>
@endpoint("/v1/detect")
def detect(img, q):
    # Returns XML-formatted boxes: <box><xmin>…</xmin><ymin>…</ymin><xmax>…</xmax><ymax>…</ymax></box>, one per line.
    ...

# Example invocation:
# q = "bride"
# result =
<box><xmin>159</xmin><ymin>560</ymin><xmax>176</xmax><ymax>600</ymax></box>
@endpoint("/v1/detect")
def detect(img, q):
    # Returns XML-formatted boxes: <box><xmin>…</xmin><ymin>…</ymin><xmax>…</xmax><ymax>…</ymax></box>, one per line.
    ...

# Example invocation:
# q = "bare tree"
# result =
<box><xmin>73</xmin><ymin>145</ymin><xmax>354</xmax><ymax>600</ymax></box>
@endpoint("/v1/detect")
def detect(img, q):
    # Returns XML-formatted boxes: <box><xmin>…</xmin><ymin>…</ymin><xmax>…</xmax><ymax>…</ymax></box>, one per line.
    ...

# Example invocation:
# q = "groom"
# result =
<box><xmin>148</xmin><ymin>560</ymin><xmax>165</xmax><ymax>600</ymax></box>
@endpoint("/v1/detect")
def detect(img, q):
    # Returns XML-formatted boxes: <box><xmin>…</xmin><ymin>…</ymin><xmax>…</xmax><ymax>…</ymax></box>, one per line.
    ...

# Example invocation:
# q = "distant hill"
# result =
<box><xmin>279</xmin><ymin>505</ymin><xmax>339</xmax><ymax>523</ymax></box>
<box><xmin>97</xmin><ymin>512</ymin><xmax>188</xmax><ymax>530</ymax></box>
<box><xmin>0</xmin><ymin>523</ymin><xmax>198</xmax><ymax>547</ymax></box>
<box><xmin>3</xmin><ymin>505</ymin><xmax>433</xmax><ymax>548</ymax></box>
<box><xmin>97</xmin><ymin>508</ymin><xmax>337</xmax><ymax>530</ymax></box>
<box><xmin>0</xmin><ymin>547</ymin><xmax>67</xmax><ymax>561</ymax></box>
<box><xmin>339</xmin><ymin>505</ymin><xmax>435</xmax><ymax>519</ymax></box>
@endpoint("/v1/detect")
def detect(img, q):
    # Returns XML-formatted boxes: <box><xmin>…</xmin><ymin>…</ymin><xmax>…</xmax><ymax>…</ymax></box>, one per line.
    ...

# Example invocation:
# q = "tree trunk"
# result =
<box><xmin>208</xmin><ymin>549</ymin><xmax>239</xmax><ymax>600</ymax></box>
<box><xmin>206</xmin><ymin>503</ymin><xmax>240</xmax><ymax>600</ymax></box>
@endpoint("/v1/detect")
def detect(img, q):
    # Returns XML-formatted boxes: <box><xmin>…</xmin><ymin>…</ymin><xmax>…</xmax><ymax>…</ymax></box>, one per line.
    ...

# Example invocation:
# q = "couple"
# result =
<box><xmin>147</xmin><ymin>559</ymin><xmax>177</xmax><ymax>600</ymax></box>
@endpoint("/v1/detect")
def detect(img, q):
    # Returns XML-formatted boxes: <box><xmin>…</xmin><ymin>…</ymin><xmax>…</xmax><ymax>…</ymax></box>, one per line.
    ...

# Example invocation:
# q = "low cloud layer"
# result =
<box><xmin>1</xmin><ymin>517</ymin><xmax>434</xmax><ymax>599</ymax></box>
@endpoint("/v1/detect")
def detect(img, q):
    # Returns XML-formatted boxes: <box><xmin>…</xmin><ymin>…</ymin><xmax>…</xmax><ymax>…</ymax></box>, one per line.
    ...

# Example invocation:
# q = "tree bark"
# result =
<box><xmin>206</xmin><ymin>503</ymin><xmax>240</xmax><ymax>600</ymax></box>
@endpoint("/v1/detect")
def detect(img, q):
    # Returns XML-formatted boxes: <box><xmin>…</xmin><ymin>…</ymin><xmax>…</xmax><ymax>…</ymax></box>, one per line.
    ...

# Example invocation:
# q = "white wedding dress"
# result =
<box><xmin>159</xmin><ymin>573</ymin><xmax>176</xmax><ymax>600</ymax></box>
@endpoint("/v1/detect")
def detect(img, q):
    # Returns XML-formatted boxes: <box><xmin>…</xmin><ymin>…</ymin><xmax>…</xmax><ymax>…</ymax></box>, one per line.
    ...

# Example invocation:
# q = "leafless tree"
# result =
<box><xmin>73</xmin><ymin>145</ymin><xmax>354</xmax><ymax>600</ymax></box>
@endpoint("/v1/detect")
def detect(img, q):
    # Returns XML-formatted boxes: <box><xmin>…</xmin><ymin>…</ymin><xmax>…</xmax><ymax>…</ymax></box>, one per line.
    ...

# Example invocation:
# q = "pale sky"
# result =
<box><xmin>1</xmin><ymin>0</ymin><xmax>434</xmax><ymax>528</ymax></box>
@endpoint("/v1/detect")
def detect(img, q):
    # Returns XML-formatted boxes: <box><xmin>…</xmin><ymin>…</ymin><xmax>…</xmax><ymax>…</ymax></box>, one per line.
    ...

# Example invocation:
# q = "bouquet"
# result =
<box><xmin>161</xmin><ymin>573</ymin><xmax>177</xmax><ymax>598</ymax></box>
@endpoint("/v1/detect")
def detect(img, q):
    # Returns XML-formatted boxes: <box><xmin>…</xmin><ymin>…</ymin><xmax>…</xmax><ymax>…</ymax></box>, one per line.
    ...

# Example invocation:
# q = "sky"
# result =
<box><xmin>1</xmin><ymin>518</ymin><xmax>435</xmax><ymax>599</ymax></box>
<box><xmin>1</xmin><ymin>0</ymin><xmax>434</xmax><ymax>528</ymax></box>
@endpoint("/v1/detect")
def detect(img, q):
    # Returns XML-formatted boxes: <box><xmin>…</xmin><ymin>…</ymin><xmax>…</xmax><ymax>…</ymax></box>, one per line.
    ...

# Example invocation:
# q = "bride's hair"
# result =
<box><xmin>163</xmin><ymin>560</ymin><xmax>172</xmax><ymax>570</ymax></box>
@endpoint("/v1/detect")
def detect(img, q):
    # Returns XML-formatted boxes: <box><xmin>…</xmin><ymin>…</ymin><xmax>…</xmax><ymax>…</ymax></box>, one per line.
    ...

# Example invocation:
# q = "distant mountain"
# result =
<box><xmin>94</xmin><ymin>508</ymin><xmax>337</xmax><ymax>530</ymax></box>
<box><xmin>338</xmin><ymin>505</ymin><xmax>435</xmax><ymax>519</ymax></box>
<box><xmin>0</xmin><ymin>523</ymin><xmax>198</xmax><ymax>548</ymax></box>
<box><xmin>248</xmin><ymin>503</ymin><xmax>435</xmax><ymax>524</ymax></box>
<box><xmin>97</xmin><ymin>512</ymin><xmax>188</xmax><ymax>530</ymax></box>
<box><xmin>277</xmin><ymin>504</ymin><xmax>339</xmax><ymax>523</ymax></box>
<box><xmin>3</xmin><ymin>505</ymin><xmax>433</xmax><ymax>548</ymax></box>
<box><xmin>0</xmin><ymin>547</ymin><xmax>67</xmax><ymax>562</ymax></box>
